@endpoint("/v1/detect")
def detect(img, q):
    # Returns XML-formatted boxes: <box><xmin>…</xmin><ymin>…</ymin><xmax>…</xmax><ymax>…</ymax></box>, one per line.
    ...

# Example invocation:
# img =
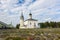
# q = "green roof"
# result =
<box><xmin>0</xmin><ymin>21</ymin><xmax>8</xmax><ymax>27</ymax></box>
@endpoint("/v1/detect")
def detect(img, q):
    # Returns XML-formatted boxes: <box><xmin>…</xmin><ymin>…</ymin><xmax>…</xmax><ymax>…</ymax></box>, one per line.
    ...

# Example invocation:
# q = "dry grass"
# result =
<box><xmin>0</xmin><ymin>28</ymin><xmax>60</xmax><ymax>40</ymax></box>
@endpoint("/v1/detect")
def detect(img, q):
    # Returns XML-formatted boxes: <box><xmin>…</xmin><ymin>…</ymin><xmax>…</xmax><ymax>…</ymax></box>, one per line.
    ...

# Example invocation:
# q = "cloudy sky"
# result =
<box><xmin>0</xmin><ymin>0</ymin><xmax>60</xmax><ymax>26</ymax></box>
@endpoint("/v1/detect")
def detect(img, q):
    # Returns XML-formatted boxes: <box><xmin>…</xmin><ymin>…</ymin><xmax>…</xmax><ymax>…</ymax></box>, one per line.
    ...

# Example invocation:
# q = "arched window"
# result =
<box><xmin>30</xmin><ymin>22</ymin><xmax>31</xmax><ymax>25</ymax></box>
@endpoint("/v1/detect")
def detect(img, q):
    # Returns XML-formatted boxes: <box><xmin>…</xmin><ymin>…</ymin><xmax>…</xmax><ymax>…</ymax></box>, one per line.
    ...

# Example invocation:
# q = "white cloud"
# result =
<box><xmin>0</xmin><ymin>0</ymin><xmax>60</xmax><ymax>26</ymax></box>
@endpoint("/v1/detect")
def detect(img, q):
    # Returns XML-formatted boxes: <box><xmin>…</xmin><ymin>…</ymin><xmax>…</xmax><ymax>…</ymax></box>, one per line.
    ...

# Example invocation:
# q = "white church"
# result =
<box><xmin>19</xmin><ymin>12</ymin><xmax>39</xmax><ymax>29</ymax></box>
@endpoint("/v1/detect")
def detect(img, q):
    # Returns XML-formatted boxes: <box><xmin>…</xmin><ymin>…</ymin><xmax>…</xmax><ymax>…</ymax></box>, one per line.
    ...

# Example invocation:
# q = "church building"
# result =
<box><xmin>19</xmin><ymin>12</ymin><xmax>39</xmax><ymax>29</ymax></box>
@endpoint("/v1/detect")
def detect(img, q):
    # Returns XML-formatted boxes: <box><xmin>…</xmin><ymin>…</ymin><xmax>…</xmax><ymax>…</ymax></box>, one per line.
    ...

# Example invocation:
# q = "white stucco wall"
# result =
<box><xmin>20</xmin><ymin>19</ymin><xmax>24</xmax><ymax>28</ymax></box>
<box><xmin>24</xmin><ymin>20</ymin><xmax>38</xmax><ymax>28</ymax></box>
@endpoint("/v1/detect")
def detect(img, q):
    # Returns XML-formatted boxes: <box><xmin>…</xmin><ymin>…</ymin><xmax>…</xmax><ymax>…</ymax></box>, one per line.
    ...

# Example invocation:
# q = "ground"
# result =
<box><xmin>0</xmin><ymin>28</ymin><xmax>60</xmax><ymax>40</ymax></box>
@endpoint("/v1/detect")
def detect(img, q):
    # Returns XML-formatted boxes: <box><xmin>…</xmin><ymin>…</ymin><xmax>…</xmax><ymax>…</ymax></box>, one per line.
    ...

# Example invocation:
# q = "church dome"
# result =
<box><xmin>29</xmin><ymin>13</ymin><xmax>32</xmax><ymax>15</ymax></box>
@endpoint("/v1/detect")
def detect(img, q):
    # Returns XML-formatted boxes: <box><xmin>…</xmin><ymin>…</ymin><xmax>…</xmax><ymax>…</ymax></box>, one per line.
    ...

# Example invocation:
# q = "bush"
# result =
<box><xmin>5</xmin><ymin>37</ymin><xmax>24</xmax><ymax>40</ymax></box>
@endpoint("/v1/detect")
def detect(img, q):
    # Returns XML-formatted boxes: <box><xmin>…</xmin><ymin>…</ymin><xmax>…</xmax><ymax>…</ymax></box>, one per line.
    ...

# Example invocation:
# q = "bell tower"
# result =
<box><xmin>19</xmin><ymin>12</ymin><xmax>24</xmax><ymax>28</ymax></box>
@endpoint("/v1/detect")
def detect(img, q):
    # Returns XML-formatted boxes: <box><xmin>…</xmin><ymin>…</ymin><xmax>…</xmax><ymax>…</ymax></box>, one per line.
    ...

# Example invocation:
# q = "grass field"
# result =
<box><xmin>0</xmin><ymin>28</ymin><xmax>60</xmax><ymax>40</ymax></box>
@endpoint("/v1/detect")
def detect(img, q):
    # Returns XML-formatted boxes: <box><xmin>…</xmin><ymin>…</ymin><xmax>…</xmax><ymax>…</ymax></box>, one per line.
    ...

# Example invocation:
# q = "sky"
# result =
<box><xmin>0</xmin><ymin>0</ymin><xmax>60</xmax><ymax>26</ymax></box>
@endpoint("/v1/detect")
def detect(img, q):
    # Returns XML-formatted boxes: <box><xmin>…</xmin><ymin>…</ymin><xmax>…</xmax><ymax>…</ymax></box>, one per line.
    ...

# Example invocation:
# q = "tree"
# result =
<box><xmin>16</xmin><ymin>24</ymin><xmax>20</xmax><ymax>29</ymax></box>
<box><xmin>45</xmin><ymin>22</ymin><xmax>50</xmax><ymax>28</ymax></box>
<box><xmin>38</xmin><ymin>23</ymin><xmax>47</xmax><ymax>28</ymax></box>
<box><xmin>49</xmin><ymin>22</ymin><xmax>56</xmax><ymax>28</ymax></box>
<box><xmin>57</xmin><ymin>22</ymin><xmax>60</xmax><ymax>28</ymax></box>
<box><xmin>39</xmin><ymin>22</ymin><xmax>60</xmax><ymax>28</ymax></box>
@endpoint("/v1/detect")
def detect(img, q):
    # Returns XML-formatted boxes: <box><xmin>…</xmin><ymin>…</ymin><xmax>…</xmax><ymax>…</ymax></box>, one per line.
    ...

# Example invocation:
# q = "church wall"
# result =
<box><xmin>20</xmin><ymin>19</ymin><xmax>24</xmax><ymax>28</ymax></box>
<box><xmin>24</xmin><ymin>21</ymin><xmax>28</xmax><ymax>25</ymax></box>
<box><xmin>27</xmin><ymin>21</ymin><xmax>38</xmax><ymax>28</ymax></box>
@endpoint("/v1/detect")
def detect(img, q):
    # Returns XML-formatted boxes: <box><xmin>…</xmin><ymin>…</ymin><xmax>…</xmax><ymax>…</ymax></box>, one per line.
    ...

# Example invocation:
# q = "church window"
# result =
<box><xmin>30</xmin><ymin>22</ymin><xmax>31</xmax><ymax>25</ymax></box>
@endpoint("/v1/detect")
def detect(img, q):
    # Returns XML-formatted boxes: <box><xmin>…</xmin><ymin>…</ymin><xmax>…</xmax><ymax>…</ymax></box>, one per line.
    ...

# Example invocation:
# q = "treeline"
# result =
<box><xmin>38</xmin><ymin>22</ymin><xmax>60</xmax><ymax>28</ymax></box>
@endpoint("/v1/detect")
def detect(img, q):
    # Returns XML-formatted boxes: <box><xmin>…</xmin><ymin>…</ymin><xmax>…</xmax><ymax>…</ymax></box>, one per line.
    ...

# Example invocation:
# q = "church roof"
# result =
<box><xmin>25</xmin><ymin>19</ymin><xmax>37</xmax><ymax>21</ymax></box>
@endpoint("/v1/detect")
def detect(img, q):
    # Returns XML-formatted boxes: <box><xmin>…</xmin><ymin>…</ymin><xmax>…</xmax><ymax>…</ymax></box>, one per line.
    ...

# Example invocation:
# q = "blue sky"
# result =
<box><xmin>0</xmin><ymin>0</ymin><xmax>60</xmax><ymax>26</ymax></box>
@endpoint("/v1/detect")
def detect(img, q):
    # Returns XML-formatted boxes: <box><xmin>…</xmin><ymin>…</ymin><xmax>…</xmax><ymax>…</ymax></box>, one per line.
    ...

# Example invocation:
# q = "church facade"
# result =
<box><xmin>19</xmin><ymin>13</ymin><xmax>39</xmax><ymax>29</ymax></box>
